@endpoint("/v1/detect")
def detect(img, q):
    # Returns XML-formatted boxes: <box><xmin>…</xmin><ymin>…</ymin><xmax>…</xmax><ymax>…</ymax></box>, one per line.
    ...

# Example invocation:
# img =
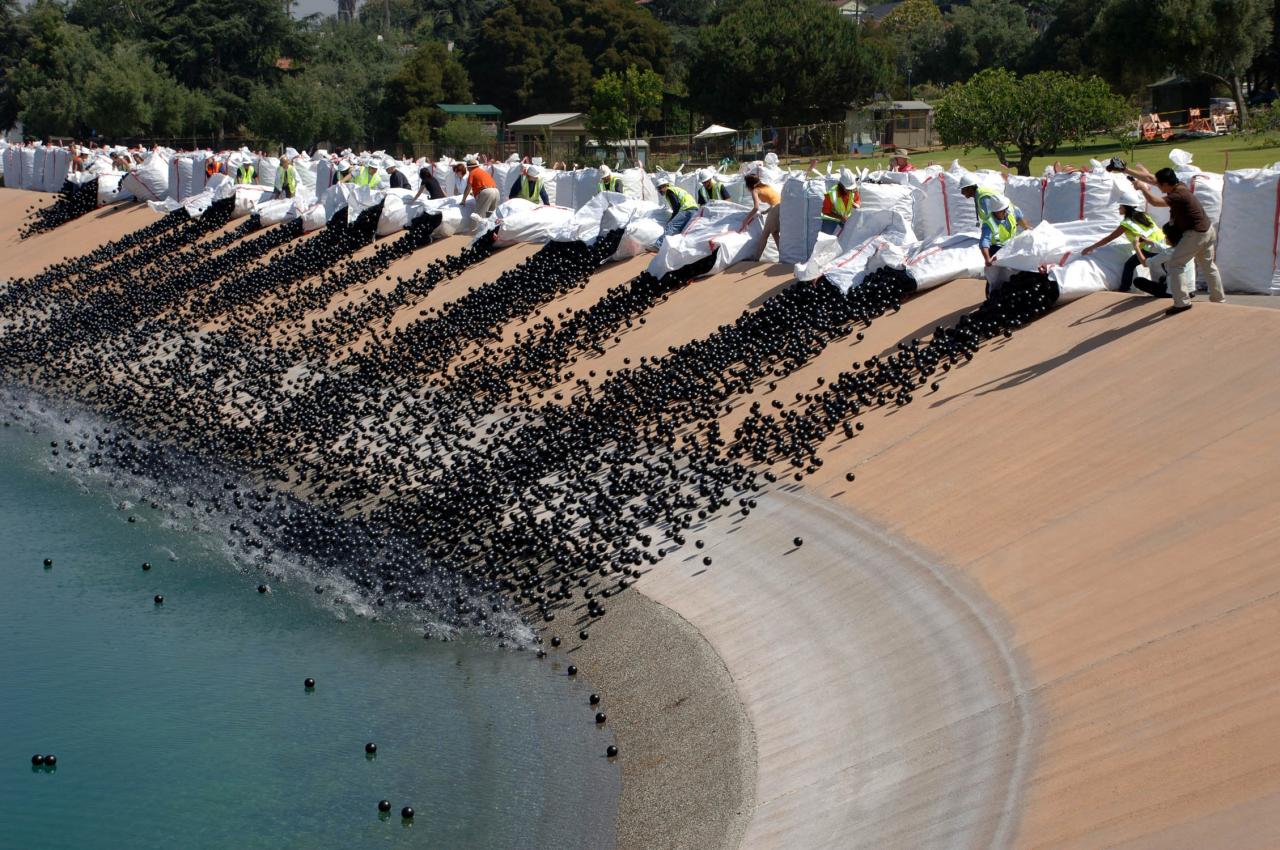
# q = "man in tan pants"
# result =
<box><xmin>1136</xmin><ymin>167</ymin><xmax>1225</xmax><ymax>314</ymax></box>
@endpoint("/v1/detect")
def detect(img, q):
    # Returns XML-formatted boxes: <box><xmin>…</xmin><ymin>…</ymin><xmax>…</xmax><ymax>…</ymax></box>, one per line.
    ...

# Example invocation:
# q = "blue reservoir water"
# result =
<box><xmin>0</xmin><ymin>420</ymin><xmax>617</xmax><ymax>849</ymax></box>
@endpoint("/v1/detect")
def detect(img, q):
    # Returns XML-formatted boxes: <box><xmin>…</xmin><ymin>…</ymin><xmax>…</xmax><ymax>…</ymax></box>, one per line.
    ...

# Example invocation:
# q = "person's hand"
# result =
<box><xmin>1081</xmin><ymin>246</ymin><xmax>1093</xmax><ymax>255</ymax></box>
<box><xmin>984</xmin><ymin>255</ymin><xmax>995</xmax><ymax>267</ymax></box>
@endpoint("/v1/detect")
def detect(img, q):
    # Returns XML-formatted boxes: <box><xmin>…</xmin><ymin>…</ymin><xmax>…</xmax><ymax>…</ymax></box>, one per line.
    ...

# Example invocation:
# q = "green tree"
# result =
<box><xmin>587</xmin><ymin>65</ymin><xmax>663</xmax><ymax>151</ymax></box>
<box><xmin>880</xmin><ymin>0</ymin><xmax>945</xmax><ymax>89</ymax></box>
<box><xmin>686</xmin><ymin>0</ymin><xmax>890</xmax><ymax>125</ymax></box>
<box><xmin>466</xmin><ymin>0</ymin><xmax>670</xmax><ymax>115</ymax></box>
<box><xmin>380</xmin><ymin>40</ymin><xmax>472</xmax><ymax>143</ymax></box>
<box><xmin>923</xmin><ymin>0</ymin><xmax>1032</xmax><ymax>84</ymax></box>
<box><xmin>82</xmin><ymin>41</ymin><xmax>198</xmax><ymax>138</ymax></box>
<box><xmin>1094</xmin><ymin>0</ymin><xmax>1273</xmax><ymax>123</ymax></box>
<box><xmin>9</xmin><ymin>1</ymin><xmax>100</xmax><ymax>138</ymax></box>
<box><xmin>436</xmin><ymin>116</ymin><xmax>489</xmax><ymax>153</ymax></box>
<box><xmin>934</xmin><ymin>67</ymin><xmax>1130</xmax><ymax>175</ymax></box>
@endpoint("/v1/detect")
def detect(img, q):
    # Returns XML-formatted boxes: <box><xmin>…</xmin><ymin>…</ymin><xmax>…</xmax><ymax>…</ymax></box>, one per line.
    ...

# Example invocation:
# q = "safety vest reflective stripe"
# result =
<box><xmin>355</xmin><ymin>166</ymin><xmax>380</xmax><ymax>187</ymax></box>
<box><xmin>1120</xmin><ymin>217</ymin><xmax>1166</xmax><ymax>251</ymax></box>
<box><xmin>699</xmin><ymin>180</ymin><xmax>724</xmax><ymax>204</ymax></box>
<box><xmin>518</xmin><ymin>176</ymin><xmax>544</xmax><ymax>202</ymax></box>
<box><xmin>281</xmin><ymin>167</ymin><xmax>297</xmax><ymax>194</ymax></box>
<box><xmin>237</xmin><ymin>165</ymin><xmax>255</xmax><ymax>184</ymax></box>
<box><xmin>974</xmin><ymin>187</ymin><xmax>1005</xmax><ymax>232</ymax></box>
<box><xmin>599</xmin><ymin>176</ymin><xmax>621</xmax><ymax>193</ymax></box>
<box><xmin>664</xmin><ymin>186</ymin><xmax>697</xmax><ymax>213</ymax></box>
<box><xmin>822</xmin><ymin>187</ymin><xmax>857</xmax><ymax>222</ymax></box>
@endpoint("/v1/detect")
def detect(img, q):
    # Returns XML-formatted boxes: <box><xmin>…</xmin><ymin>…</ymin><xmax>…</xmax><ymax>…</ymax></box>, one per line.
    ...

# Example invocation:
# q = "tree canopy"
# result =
<box><xmin>465</xmin><ymin>0</ymin><xmax>669</xmax><ymax>117</ymax></box>
<box><xmin>687</xmin><ymin>0</ymin><xmax>891</xmax><ymax>125</ymax></box>
<box><xmin>934</xmin><ymin>67</ymin><xmax>1132</xmax><ymax>175</ymax></box>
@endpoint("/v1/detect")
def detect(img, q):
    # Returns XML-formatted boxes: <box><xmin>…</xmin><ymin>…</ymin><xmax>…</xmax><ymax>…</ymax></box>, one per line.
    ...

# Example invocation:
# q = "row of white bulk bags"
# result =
<box><xmin>171</xmin><ymin>155</ymin><xmax>209</xmax><ymax>202</ymax></box>
<box><xmin>1216</xmin><ymin>168</ymin><xmax>1280</xmax><ymax>294</ymax></box>
<box><xmin>553</xmin><ymin>169</ymin><xmax>600</xmax><ymax>210</ymax></box>
<box><xmin>1003</xmin><ymin>176</ymin><xmax>1046</xmax><ymax>227</ymax></box>
<box><xmin>2</xmin><ymin>146</ymin><xmax>16</xmax><ymax>185</ymax></box>
<box><xmin>619</xmin><ymin>167</ymin><xmax>658</xmax><ymax>203</ymax></box>
<box><xmin>98</xmin><ymin>173</ymin><xmax>130</xmax><ymax>205</ymax></box>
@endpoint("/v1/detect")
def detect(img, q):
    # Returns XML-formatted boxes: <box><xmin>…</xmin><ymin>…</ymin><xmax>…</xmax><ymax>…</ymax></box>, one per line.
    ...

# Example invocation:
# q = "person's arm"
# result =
<box><xmin>508</xmin><ymin>177</ymin><xmax>520</xmax><ymax>200</ymax></box>
<box><xmin>460</xmin><ymin>177</ymin><xmax>471</xmax><ymax>204</ymax></box>
<box><xmin>1081</xmin><ymin>225</ymin><xmax>1126</xmax><ymax>255</ymax></box>
<box><xmin>539</xmin><ymin>185</ymin><xmax>549</xmax><ymax>205</ymax></box>
<box><xmin>980</xmin><ymin>222</ymin><xmax>995</xmax><ymax>265</ymax></box>
<box><xmin>719</xmin><ymin>184</ymin><xmax>731</xmax><ymax>200</ymax></box>
<box><xmin>413</xmin><ymin>180</ymin><xmax>423</xmax><ymax>202</ymax></box>
<box><xmin>1136</xmin><ymin>181</ymin><xmax>1167</xmax><ymax>207</ymax></box>
<box><xmin>1125</xmin><ymin>163</ymin><xmax>1155</xmax><ymax>182</ymax></box>
<box><xmin>1017</xmin><ymin>216</ymin><xmax>1031</xmax><ymax>232</ymax></box>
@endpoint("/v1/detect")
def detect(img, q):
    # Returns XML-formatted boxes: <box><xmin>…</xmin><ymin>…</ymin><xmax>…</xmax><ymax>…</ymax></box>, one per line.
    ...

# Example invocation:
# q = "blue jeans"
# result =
<box><xmin>819</xmin><ymin>219</ymin><xmax>841</xmax><ymax>236</ymax></box>
<box><xmin>656</xmin><ymin>208</ymin><xmax>696</xmax><ymax>248</ymax></box>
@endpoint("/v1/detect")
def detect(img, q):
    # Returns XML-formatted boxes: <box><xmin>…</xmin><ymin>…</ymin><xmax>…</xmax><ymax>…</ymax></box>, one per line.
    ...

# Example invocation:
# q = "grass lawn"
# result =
<box><xmin>775</xmin><ymin>134</ymin><xmax>1280</xmax><ymax>176</ymax></box>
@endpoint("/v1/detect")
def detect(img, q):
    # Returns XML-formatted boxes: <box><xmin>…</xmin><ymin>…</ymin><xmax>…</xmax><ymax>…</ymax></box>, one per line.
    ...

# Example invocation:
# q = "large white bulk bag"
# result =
<box><xmin>797</xmin><ymin>209</ymin><xmax>909</xmax><ymax>287</ymax></box>
<box><xmin>648</xmin><ymin>201</ymin><xmax>760</xmax><ymax>278</ymax></box>
<box><xmin>31</xmin><ymin>146</ymin><xmax>47</xmax><ymax>191</ymax></box>
<box><xmin>315</xmin><ymin>159</ymin><xmax>334</xmax><ymax>193</ymax></box>
<box><xmin>176</xmin><ymin>158</ymin><xmax>197</xmax><ymax>201</ymax></box>
<box><xmin>19</xmin><ymin>147</ymin><xmax>35</xmax><ymax>189</ymax></box>
<box><xmin>255</xmin><ymin>197</ymin><xmax>302</xmax><ymax>227</ymax></box>
<box><xmin>121</xmin><ymin>154</ymin><xmax>169</xmax><ymax>202</ymax></box>
<box><xmin>619</xmin><ymin>167</ymin><xmax>656</xmax><ymax>202</ymax></box>
<box><xmin>1184</xmin><ymin>172</ymin><xmax>1223</xmax><ymax>226</ymax></box>
<box><xmin>600</xmin><ymin>198</ymin><xmax>666</xmax><ymax>259</ymax></box>
<box><xmin>1216</xmin><ymin>168</ymin><xmax>1280</xmax><ymax>294</ymax></box>
<box><xmin>375</xmin><ymin>189</ymin><xmax>426</xmax><ymax>237</ymax></box>
<box><xmin>97</xmin><ymin>173</ymin><xmax>129</xmax><ymax>205</ymax></box>
<box><xmin>496</xmin><ymin>202</ymin><xmax>576</xmax><ymax>245</ymax></box>
<box><xmin>1043</xmin><ymin>171</ymin><xmax>1118</xmax><ymax>224</ymax></box>
<box><xmin>256</xmin><ymin>157</ymin><xmax>280</xmax><ymax>194</ymax></box>
<box><xmin>490</xmin><ymin>162</ymin><xmax>521</xmax><ymax>199</ymax></box>
<box><xmin>301</xmin><ymin>201</ymin><xmax>327</xmax><ymax>232</ymax></box>
<box><xmin>779</xmin><ymin>175</ymin><xmax>831</xmax><ymax>265</ymax></box>
<box><xmin>898</xmin><ymin>233</ymin><xmax>985</xmax><ymax>290</ymax></box>
<box><xmin>0</xmin><ymin>145</ymin><xmax>9</xmax><ymax>181</ymax></box>
<box><xmin>853</xmin><ymin>182</ymin><xmax>918</xmax><ymax>235</ymax></box>
<box><xmin>297</xmin><ymin>160</ymin><xmax>318</xmax><ymax>195</ymax></box>
<box><xmin>232</xmin><ymin>185</ymin><xmax>274</xmax><ymax>219</ymax></box>
<box><xmin>1003</xmin><ymin>176</ymin><xmax>1046</xmax><ymax>227</ymax></box>
<box><xmin>43</xmin><ymin>148</ymin><xmax>70</xmax><ymax>192</ymax></box>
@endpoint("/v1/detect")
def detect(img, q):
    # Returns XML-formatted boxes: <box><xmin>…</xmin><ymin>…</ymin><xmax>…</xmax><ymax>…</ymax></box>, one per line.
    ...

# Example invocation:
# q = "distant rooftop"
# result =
<box><xmin>508</xmin><ymin>113</ymin><xmax>586</xmax><ymax>130</ymax></box>
<box><xmin>437</xmin><ymin>103</ymin><xmax>502</xmax><ymax>116</ymax></box>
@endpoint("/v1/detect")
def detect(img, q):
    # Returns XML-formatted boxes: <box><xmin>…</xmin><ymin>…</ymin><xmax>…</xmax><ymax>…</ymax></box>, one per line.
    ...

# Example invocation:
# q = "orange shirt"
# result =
<box><xmin>756</xmin><ymin>184</ymin><xmax>781</xmax><ymax>205</ymax></box>
<box><xmin>467</xmin><ymin>167</ymin><xmax>496</xmax><ymax>193</ymax></box>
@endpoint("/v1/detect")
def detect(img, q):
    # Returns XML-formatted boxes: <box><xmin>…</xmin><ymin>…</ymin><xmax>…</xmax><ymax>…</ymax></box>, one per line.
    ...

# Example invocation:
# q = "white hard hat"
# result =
<box><xmin>990</xmin><ymin>195</ymin><xmax>1011</xmax><ymax>213</ymax></box>
<box><xmin>1115</xmin><ymin>183</ymin><xmax>1144</xmax><ymax>208</ymax></box>
<box><xmin>336</xmin><ymin>159</ymin><xmax>351</xmax><ymax>172</ymax></box>
<box><xmin>599</xmin><ymin>164</ymin><xmax>612</xmax><ymax>178</ymax></box>
<box><xmin>959</xmin><ymin>174</ymin><xmax>979</xmax><ymax>190</ymax></box>
<box><xmin>838</xmin><ymin>168</ymin><xmax>856</xmax><ymax>190</ymax></box>
<box><xmin>526</xmin><ymin>164</ymin><xmax>542</xmax><ymax>178</ymax></box>
<box><xmin>764</xmin><ymin>152</ymin><xmax>779</xmax><ymax>167</ymax></box>
<box><xmin>464</xmin><ymin>155</ymin><xmax>479</xmax><ymax>168</ymax></box>
<box><xmin>697</xmin><ymin>167</ymin><xmax>716</xmax><ymax>183</ymax></box>
<box><xmin>656</xmin><ymin>175</ymin><xmax>672</xmax><ymax>187</ymax></box>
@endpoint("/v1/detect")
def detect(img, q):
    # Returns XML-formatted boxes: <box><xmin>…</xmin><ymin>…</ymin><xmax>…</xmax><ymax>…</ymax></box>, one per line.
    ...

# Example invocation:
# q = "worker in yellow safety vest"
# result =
<box><xmin>820</xmin><ymin>168</ymin><xmax>860</xmax><ymax>235</ymax></box>
<box><xmin>1081</xmin><ymin>189</ymin><xmax>1172</xmax><ymax>296</ymax></box>
<box><xmin>234</xmin><ymin>158</ymin><xmax>256</xmax><ymax>185</ymax></box>
<box><xmin>696</xmin><ymin>167</ymin><xmax>730</xmax><ymax>205</ymax></box>
<box><xmin>353</xmin><ymin>161</ymin><xmax>382</xmax><ymax>188</ymax></box>
<box><xmin>655</xmin><ymin>174</ymin><xmax>698</xmax><ymax>246</ymax></box>
<box><xmin>509</xmin><ymin>163</ymin><xmax>549</xmax><ymax>204</ymax></box>
<box><xmin>275</xmin><ymin>156</ymin><xmax>298</xmax><ymax>199</ymax></box>
<box><xmin>598</xmin><ymin>164</ymin><xmax>623</xmax><ymax>194</ymax></box>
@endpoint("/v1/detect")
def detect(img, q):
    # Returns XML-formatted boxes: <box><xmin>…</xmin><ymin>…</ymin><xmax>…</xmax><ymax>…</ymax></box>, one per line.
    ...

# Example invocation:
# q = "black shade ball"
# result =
<box><xmin>567</xmin><ymin>665</ymin><xmax>578</xmax><ymax>676</ymax></box>
<box><xmin>378</xmin><ymin>800</ymin><xmax>391</xmax><ymax>813</ymax></box>
<box><xmin>365</xmin><ymin>742</ymin><xmax>377</xmax><ymax>754</ymax></box>
<box><xmin>606</xmin><ymin>745</ymin><xmax>618</xmax><ymax>758</ymax></box>
<box><xmin>31</xmin><ymin>754</ymin><xmax>44</xmax><ymax>766</ymax></box>
<box><xmin>304</xmin><ymin>678</ymin><xmax>316</xmax><ymax>689</ymax></box>
<box><xmin>401</xmin><ymin>806</ymin><xmax>414</xmax><ymax>820</ymax></box>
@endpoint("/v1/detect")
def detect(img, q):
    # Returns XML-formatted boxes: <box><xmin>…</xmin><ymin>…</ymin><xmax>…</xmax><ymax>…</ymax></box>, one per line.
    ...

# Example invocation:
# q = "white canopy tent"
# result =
<box><xmin>694</xmin><ymin>124</ymin><xmax>737</xmax><ymax>139</ymax></box>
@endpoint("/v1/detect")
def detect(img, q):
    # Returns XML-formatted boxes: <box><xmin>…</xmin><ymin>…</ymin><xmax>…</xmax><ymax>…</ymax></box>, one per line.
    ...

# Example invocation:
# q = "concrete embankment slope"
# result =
<box><xmin>639</xmin><ymin>282</ymin><xmax>1280</xmax><ymax>849</ymax></box>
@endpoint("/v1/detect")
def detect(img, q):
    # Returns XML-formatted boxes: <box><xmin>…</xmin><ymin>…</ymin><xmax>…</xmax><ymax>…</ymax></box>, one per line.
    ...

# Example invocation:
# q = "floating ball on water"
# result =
<box><xmin>43</xmin><ymin>755</ymin><xmax>56</xmax><ymax>767</ymax></box>
<box><xmin>400</xmin><ymin>806</ymin><xmax>414</xmax><ymax>820</ymax></box>
<box><xmin>127</xmin><ymin>516</ymin><xmax>137</xmax><ymax>523</ymax></box>
<box><xmin>365</xmin><ymin>742</ymin><xmax>377</xmax><ymax>754</ymax></box>
<box><xmin>595</xmin><ymin>712</ymin><xmax>607</xmax><ymax>724</ymax></box>
<box><xmin>257</xmin><ymin>584</ymin><xmax>269</xmax><ymax>594</ymax></box>
<box><xmin>536</xmin><ymin>650</ymin><xmax>546</xmax><ymax>659</ymax></box>
<box><xmin>304</xmin><ymin>678</ymin><xmax>316</xmax><ymax>689</ymax></box>
<box><xmin>606</xmin><ymin>745</ymin><xmax>618</xmax><ymax>758</ymax></box>
<box><xmin>153</xmin><ymin>595</ymin><xmax>164</xmax><ymax>605</ymax></box>
<box><xmin>567</xmin><ymin>665</ymin><xmax>578</xmax><ymax>676</ymax></box>
<box><xmin>378</xmin><ymin>800</ymin><xmax>391</xmax><ymax>813</ymax></box>
<box><xmin>42</xmin><ymin>559</ymin><xmax>52</xmax><ymax>568</ymax></box>
<box><xmin>31</xmin><ymin>754</ymin><xmax>44</xmax><ymax>766</ymax></box>
<box><xmin>141</xmin><ymin>562</ymin><xmax>151</xmax><ymax>571</ymax></box>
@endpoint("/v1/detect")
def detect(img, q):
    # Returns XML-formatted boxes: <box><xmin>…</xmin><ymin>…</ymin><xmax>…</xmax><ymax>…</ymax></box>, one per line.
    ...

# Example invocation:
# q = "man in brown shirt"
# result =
<box><xmin>1137</xmin><ymin>167</ymin><xmax>1225</xmax><ymax>313</ymax></box>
